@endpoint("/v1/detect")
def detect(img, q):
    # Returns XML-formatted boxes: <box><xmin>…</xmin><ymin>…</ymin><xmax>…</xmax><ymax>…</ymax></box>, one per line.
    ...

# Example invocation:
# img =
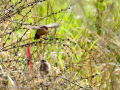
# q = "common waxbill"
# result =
<box><xmin>25</xmin><ymin>23</ymin><xmax>60</xmax><ymax>39</ymax></box>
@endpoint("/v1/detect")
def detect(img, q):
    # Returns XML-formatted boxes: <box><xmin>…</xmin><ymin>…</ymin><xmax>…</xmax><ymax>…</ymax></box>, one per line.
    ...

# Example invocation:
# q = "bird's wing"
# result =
<box><xmin>25</xmin><ymin>23</ymin><xmax>60</xmax><ymax>29</ymax></box>
<box><xmin>25</xmin><ymin>25</ymin><xmax>41</xmax><ymax>30</ymax></box>
<box><xmin>44</xmin><ymin>23</ymin><xmax>61</xmax><ymax>28</ymax></box>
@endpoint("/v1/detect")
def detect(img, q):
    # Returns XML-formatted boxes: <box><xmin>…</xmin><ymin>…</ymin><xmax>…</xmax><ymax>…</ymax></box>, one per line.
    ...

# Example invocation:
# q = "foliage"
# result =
<box><xmin>0</xmin><ymin>0</ymin><xmax>120</xmax><ymax>89</ymax></box>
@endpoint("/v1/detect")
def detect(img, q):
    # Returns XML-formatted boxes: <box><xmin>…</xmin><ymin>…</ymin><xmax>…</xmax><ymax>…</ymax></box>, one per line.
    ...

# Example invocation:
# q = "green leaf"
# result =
<box><xmin>89</xmin><ymin>37</ymin><xmax>100</xmax><ymax>50</ymax></box>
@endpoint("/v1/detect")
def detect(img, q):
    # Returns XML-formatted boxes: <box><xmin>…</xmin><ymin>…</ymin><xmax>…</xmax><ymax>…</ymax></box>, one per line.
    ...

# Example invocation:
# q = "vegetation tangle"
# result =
<box><xmin>0</xmin><ymin>0</ymin><xmax>120</xmax><ymax>90</ymax></box>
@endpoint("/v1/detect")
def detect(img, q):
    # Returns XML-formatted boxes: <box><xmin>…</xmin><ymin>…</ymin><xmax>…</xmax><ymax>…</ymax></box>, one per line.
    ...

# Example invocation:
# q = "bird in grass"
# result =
<box><xmin>25</xmin><ymin>23</ymin><xmax>60</xmax><ymax>39</ymax></box>
<box><xmin>40</xmin><ymin>60</ymin><xmax>51</xmax><ymax>79</ymax></box>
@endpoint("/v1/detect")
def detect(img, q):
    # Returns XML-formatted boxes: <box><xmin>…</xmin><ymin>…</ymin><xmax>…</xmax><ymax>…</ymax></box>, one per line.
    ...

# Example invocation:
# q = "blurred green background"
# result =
<box><xmin>0</xmin><ymin>0</ymin><xmax>120</xmax><ymax>89</ymax></box>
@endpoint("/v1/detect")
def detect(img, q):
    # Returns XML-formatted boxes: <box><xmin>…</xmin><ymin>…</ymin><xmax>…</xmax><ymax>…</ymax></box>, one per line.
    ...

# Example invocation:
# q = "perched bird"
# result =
<box><xmin>25</xmin><ymin>23</ymin><xmax>60</xmax><ymax>39</ymax></box>
<box><xmin>39</xmin><ymin>60</ymin><xmax>51</xmax><ymax>79</ymax></box>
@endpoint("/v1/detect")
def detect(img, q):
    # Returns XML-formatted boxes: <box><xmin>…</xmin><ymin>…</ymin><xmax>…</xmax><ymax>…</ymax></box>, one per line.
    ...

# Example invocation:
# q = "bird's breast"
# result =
<box><xmin>36</xmin><ymin>29</ymin><xmax>48</xmax><ymax>35</ymax></box>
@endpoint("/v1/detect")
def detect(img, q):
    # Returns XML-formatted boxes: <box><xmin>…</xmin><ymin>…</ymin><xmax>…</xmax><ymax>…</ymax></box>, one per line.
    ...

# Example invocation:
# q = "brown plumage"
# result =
<box><xmin>25</xmin><ymin>23</ymin><xmax>60</xmax><ymax>39</ymax></box>
<box><xmin>39</xmin><ymin>60</ymin><xmax>51</xmax><ymax>79</ymax></box>
<box><xmin>34</xmin><ymin>26</ymin><xmax>48</xmax><ymax>39</ymax></box>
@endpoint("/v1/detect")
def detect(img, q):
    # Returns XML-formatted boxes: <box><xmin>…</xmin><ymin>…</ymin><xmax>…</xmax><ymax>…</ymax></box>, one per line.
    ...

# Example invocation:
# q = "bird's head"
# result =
<box><xmin>41</xmin><ymin>26</ymin><xmax>48</xmax><ymax>31</ymax></box>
